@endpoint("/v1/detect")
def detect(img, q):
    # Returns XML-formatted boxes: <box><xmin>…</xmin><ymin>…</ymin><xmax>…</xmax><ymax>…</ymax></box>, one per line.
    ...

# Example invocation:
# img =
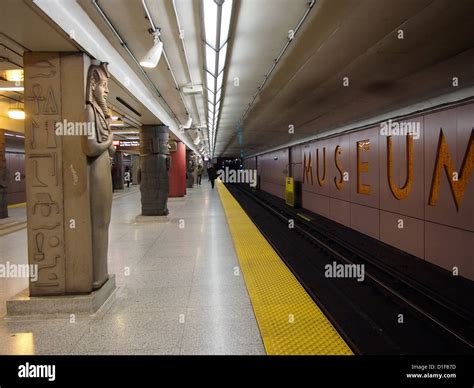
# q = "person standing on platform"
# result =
<box><xmin>124</xmin><ymin>165</ymin><xmax>131</xmax><ymax>188</ymax></box>
<box><xmin>197</xmin><ymin>164</ymin><xmax>203</xmax><ymax>185</ymax></box>
<box><xmin>208</xmin><ymin>165</ymin><xmax>218</xmax><ymax>189</ymax></box>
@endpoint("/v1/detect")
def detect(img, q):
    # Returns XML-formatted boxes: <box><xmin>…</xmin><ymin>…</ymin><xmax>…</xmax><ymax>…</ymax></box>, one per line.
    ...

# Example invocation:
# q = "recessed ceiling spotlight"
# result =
<box><xmin>8</xmin><ymin>107</ymin><xmax>25</xmax><ymax>120</ymax></box>
<box><xmin>4</xmin><ymin>69</ymin><xmax>24</xmax><ymax>82</ymax></box>
<box><xmin>0</xmin><ymin>86</ymin><xmax>24</xmax><ymax>92</ymax></box>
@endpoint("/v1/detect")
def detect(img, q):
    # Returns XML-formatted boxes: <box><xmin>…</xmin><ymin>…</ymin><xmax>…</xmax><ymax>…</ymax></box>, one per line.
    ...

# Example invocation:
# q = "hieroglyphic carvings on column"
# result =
<box><xmin>24</xmin><ymin>53</ymin><xmax>65</xmax><ymax>295</ymax></box>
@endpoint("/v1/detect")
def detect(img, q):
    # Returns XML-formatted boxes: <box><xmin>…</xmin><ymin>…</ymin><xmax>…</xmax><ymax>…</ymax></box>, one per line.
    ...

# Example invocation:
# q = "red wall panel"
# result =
<box><xmin>169</xmin><ymin>141</ymin><xmax>186</xmax><ymax>197</ymax></box>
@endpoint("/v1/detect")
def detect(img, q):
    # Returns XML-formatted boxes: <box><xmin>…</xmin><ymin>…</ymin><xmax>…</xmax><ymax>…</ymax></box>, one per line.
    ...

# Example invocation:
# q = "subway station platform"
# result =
<box><xmin>0</xmin><ymin>182</ymin><xmax>355</xmax><ymax>355</ymax></box>
<box><xmin>1</xmin><ymin>1</ymin><xmax>474</xmax><ymax>383</ymax></box>
<box><xmin>0</xmin><ymin>184</ymin><xmax>263</xmax><ymax>355</ymax></box>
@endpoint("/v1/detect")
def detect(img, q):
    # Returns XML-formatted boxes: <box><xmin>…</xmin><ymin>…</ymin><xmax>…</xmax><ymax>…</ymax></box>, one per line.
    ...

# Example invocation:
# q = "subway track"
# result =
<box><xmin>226</xmin><ymin>183</ymin><xmax>474</xmax><ymax>355</ymax></box>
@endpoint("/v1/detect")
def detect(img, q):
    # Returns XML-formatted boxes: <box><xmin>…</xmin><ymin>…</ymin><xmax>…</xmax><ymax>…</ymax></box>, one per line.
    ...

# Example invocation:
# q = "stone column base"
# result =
<box><xmin>5</xmin><ymin>275</ymin><xmax>116</xmax><ymax>319</ymax></box>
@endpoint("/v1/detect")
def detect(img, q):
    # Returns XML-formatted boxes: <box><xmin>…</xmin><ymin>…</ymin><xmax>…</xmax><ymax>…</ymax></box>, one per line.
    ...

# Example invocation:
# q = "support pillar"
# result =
<box><xmin>139</xmin><ymin>125</ymin><xmax>170</xmax><ymax>216</ymax></box>
<box><xmin>18</xmin><ymin>52</ymin><xmax>115</xmax><ymax>300</ymax></box>
<box><xmin>169</xmin><ymin>140</ymin><xmax>186</xmax><ymax>197</ymax></box>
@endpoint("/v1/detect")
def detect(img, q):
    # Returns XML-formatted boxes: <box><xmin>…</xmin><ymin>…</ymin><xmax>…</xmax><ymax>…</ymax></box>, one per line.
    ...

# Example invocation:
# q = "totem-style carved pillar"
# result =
<box><xmin>139</xmin><ymin>125</ymin><xmax>171</xmax><ymax>216</ymax></box>
<box><xmin>24</xmin><ymin>52</ymin><xmax>114</xmax><ymax>296</ymax></box>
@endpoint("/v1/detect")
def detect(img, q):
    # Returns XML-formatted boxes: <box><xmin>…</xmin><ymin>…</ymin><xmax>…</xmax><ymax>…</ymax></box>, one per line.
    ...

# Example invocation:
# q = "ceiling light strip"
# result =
<box><xmin>202</xmin><ymin>0</ymin><xmax>233</xmax><ymax>157</ymax></box>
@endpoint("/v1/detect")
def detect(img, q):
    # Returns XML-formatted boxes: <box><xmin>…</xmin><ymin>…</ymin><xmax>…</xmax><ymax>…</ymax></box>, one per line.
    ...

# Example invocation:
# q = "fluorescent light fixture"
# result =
<box><xmin>140</xmin><ymin>33</ymin><xmax>163</xmax><ymax>68</ymax></box>
<box><xmin>216</xmin><ymin>71</ymin><xmax>224</xmax><ymax>91</ymax></box>
<box><xmin>205</xmin><ymin>44</ymin><xmax>216</xmax><ymax>73</ymax></box>
<box><xmin>202</xmin><ymin>0</ymin><xmax>233</xmax><ymax>151</ymax></box>
<box><xmin>8</xmin><ymin>108</ymin><xmax>25</xmax><ymax>120</ymax></box>
<box><xmin>220</xmin><ymin>0</ymin><xmax>233</xmax><ymax>48</ymax></box>
<box><xmin>4</xmin><ymin>69</ymin><xmax>24</xmax><ymax>82</ymax></box>
<box><xmin>207</xmin><ymin>88</ymin><xmax>215</xmax><ymax>101</ymax></box>
<box><xmin>218</xmin><ymin>43</ymin><xmax>227</xmax><ymax>73</ymax></box>
<box><xmin>203</xmin><ymin>0</ymin><xmax>218</xmax><ymax>49</ymax></box>
<box><xmin>183</xmin><ymin>116</ymin><xmax>193</xmax><ymax>128</ymax></box>
<box><xmin>182</xmin><ymin>84</ymin><xmax>203</xmax><ymax>95</ymax></box>
<box><xmin>206</xmin><ymin>72</ymin><xmax>215</xmax><ymax>91</ymax></box>
<box><xmin>0</xmin><ymin>86</ymin><xmax>24</xmax><ymax>92</ymax></box>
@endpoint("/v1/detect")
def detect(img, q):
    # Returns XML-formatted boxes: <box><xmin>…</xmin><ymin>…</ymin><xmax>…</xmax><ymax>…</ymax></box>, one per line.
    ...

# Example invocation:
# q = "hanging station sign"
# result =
<box><xmin>113</xmin><ymin>140</ymin><xmax>140</xmax><ymax>151</ymax></box>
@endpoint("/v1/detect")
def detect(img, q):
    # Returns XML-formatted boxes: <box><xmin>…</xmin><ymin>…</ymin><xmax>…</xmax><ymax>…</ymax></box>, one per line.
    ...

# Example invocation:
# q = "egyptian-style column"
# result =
<box><xmin>23</xmin><ymin>53</ymin><xmax>114</xmax><ymax>296</ymax></box>
<box><xmin>84</xmin><ymin>60</ymin><xmax>115</xmax><ymax>290</ymax></box>
<box><xmin>0</xmin><ymin>129</ymin><xmax>7</xmax><ymax>219</ymax></box>
<box><xmin>139</xmin><ymin>125</ymin><xmax>171</xmax><ymax>216</ymax></box>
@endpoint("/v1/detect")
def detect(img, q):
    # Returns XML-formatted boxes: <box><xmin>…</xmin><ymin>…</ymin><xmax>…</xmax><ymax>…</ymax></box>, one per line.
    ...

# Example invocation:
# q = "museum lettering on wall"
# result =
<box><xmin>302</xmin><ymin>126</ymin><xmax>474</xmax><ymax>211</ymax></box>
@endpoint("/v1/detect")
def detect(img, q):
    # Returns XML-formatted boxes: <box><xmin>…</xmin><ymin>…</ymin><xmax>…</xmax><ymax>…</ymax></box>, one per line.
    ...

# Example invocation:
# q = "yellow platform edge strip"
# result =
<box><xmin>217</xmin><ymin>182</ymin><xmax>353</xmax><ymax>355</ymax></box>
<box><xmin>7</xmin><ymin>202</ymin><xmax>26</xmax><ymax>209</ymax></box>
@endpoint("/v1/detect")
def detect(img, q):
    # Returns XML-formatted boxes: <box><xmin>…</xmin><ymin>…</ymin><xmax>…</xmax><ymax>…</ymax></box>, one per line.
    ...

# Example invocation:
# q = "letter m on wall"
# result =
<box><xmin>429</xmin><ymin>129</ymin><xmax>474</xmax><ymax>210</ymax></box>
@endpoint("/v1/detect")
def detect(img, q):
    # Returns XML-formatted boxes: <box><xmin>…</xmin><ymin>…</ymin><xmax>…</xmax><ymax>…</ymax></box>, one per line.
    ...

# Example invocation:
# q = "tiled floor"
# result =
<box><xmin>4</xmin><ymin>205</ymin><xmax>26</xmax><ymax>222</ymax></box>
<box><xmin>0</xmin><ymin>184</ymin><xmax>265</xmax><ymax>355</ymax></box>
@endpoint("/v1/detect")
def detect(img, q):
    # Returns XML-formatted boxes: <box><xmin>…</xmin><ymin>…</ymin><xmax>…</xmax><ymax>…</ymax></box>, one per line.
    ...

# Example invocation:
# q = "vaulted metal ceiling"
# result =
<box><xmin>222</xmin><ymin>0</ymin><xmax>474</xmax><ymax>156</ymax></box>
